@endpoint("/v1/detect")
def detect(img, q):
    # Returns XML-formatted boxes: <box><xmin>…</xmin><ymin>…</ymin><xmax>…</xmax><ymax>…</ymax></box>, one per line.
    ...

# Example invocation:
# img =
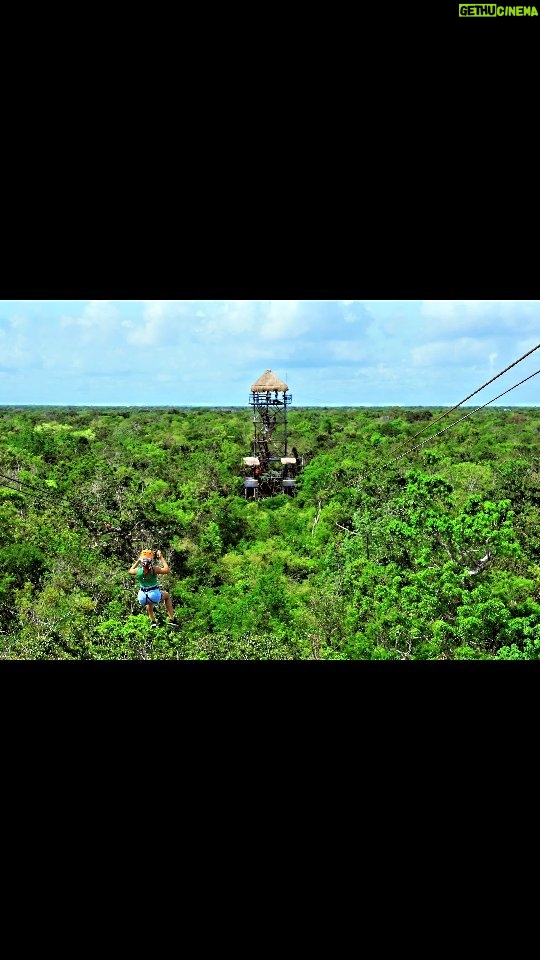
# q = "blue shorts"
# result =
<box><xmin>138</xmin><ymin>588</ymin><xmax>162</xmax><ymax>607</ymax></box>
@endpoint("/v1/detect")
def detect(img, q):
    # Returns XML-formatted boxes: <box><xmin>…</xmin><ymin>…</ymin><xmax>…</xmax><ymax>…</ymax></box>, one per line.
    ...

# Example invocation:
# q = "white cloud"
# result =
<box><xmin>421</xmin><ymin>300</ymin><xmax>540</xmax><ymax>337</ymax></box>
<box><xmin>411</xmin><ymin>337</ymin><xmax>491</xmax><ymax>368</ymax></box>
<box><xmin>203</xmin><ymin>300</ymin><xmax>257</xmax><ymax>339</ymax></box>
<box><xmin>260</xmin><ymin>300</ymin><xmax>309</xmax><ymax>340</ymax></box>
<box><xmin>127</xmin><ymin>301</ymin><xmax>167</xmax><ymax>346</ymax></box>
<box><xmin>328</xmin><ymin>340</ymin><xmax>369</xmax><ymax>363</ymax></box>
<box><xmin>60</xmin><ymin>299</ymin><xmax>119</xmax><ymax>330</ymax></box>
<box><xmin>9</xmin><ymin>314</ymin><xmax>27</xmax><ymax>330</ymax></box>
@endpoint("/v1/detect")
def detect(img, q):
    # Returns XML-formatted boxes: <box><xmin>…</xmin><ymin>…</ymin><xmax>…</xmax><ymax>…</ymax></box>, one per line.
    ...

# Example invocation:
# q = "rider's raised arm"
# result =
<box><xmin>154</xmin><ymin>550</ymin><xmax>170</xmax><ymax>574</ymax></box>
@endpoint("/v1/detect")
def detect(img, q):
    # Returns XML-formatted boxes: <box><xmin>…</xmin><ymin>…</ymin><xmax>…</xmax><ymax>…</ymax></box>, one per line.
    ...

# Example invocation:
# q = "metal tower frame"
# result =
<box><xmin>250</xmin><ymin>386</ymin><xmax>292</xmax><ymax>469</ymax></box>
<box><xmin>243</xmin><ymin>371</ymin><xmax>298</xmax><ymax>498</ymax></box>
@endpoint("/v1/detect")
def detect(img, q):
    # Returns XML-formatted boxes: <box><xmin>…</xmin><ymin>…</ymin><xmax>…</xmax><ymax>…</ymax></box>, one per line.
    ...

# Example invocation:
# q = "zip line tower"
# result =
<box><xmin>243</xmin><ymin>370</ymin><xmax>298</xmax><ymax>498</ymax></box>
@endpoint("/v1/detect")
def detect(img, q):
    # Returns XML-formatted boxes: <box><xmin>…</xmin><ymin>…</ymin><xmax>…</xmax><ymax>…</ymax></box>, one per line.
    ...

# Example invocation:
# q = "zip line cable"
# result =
<box><xmin>0</xmin><ymin>463</ymin><xmax>144</xmax><ymax>537</ymax></box>
<box><xmin>0</xmin><ymin>471</ymin><xmax>62</xmax><ymax>501</ymax></box>
<box><xmin>0</xmin><ymin>471</ymin><xmax>85</xmax><ymax>516</ymax></box>
<box><xmin>0</xmin><ymin>469</ymin><xmax>119</xmax><ymax>533</ymax></box>
<box><xmin>389</xmin><ymin>366</ymin><xmax>540</xmax><ymax>464</ymax></box>
<box><xmin>0</xmin><ymin>478</ymin><xmax>102</xmax><ymax>537</ymax></box>
<box><xmin>385</xmin><ymin>342</ymin><xmax>540</xmax><ymax>461</ymax></box>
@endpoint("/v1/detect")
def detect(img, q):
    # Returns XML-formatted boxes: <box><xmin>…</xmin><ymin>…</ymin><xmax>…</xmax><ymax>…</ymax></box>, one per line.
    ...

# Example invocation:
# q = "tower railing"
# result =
<box><xmin>249</xmin><ymin>392</ymin><xmax>292</xmax><ymax>405</ymax></box>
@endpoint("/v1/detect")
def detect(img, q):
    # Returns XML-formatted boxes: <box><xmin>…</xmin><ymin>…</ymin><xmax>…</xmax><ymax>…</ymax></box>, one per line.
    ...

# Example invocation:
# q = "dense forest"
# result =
<box><xmin>1</xmin><ymin>404</ymin><xmax>539</xmax><ymax>660</ymax></box>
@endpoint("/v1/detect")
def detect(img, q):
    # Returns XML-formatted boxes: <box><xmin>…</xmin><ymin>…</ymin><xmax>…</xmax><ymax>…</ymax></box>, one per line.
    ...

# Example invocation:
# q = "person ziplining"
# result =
<box><xmin>129</xmin><ymin>549</ymin><xmax>179</xmax><ymax>628</ymax></box>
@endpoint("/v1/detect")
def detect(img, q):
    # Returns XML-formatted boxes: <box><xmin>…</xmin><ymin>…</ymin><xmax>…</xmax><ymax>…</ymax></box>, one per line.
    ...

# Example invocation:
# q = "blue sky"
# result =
<box><xmin>0</xmin><ymin>299</ymin><xmax>539</xmax><ymax>407</ymax></box>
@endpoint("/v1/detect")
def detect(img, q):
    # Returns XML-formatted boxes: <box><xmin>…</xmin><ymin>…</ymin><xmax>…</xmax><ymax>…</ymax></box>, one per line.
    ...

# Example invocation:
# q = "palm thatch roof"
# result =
<box><xmin>250</xmin><ymin>370</ymin><xmax>289</xmax><ymax>393</ymax></box>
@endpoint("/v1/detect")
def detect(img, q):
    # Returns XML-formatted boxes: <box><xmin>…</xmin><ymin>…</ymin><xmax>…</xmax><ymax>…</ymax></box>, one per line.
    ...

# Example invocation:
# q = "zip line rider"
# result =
<box><xmin>129</xmin><ymin>549</ymin><xmax>178</xmax><ymax>628</ymax></box>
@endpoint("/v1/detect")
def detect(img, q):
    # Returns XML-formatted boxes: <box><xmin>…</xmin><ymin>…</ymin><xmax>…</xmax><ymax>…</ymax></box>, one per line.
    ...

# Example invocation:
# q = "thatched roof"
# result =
<box><xmin>250</xmin><ymin>369</ymin><xmax>289</xmax><ymax>393</ymax></box>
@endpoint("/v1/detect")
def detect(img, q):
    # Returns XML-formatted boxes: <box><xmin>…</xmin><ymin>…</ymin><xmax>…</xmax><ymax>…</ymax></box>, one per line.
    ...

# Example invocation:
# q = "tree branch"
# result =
<box><xmin>466</xmin><ymin>550</ymin><xmax>493</xmax><ymax>576</ymax></box>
